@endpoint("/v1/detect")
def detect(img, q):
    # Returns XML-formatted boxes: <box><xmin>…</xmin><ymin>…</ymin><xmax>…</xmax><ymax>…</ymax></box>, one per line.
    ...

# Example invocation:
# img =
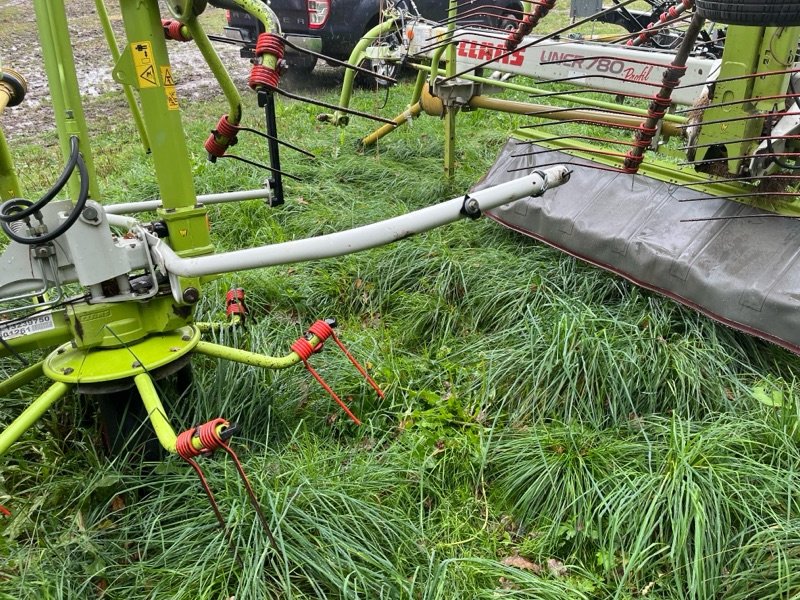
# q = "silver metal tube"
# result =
<box><xmin>150</xmin><ymin>167</ymin><xmax>570</xmax><ymax>278</ymax></box>
<box><xmin>105</xmin><ymin>188</ymin><xmax>272</xmax><ymax>215</ymax></box>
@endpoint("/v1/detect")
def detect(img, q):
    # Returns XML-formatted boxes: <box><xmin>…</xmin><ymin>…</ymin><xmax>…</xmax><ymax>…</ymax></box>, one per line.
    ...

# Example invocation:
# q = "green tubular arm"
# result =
<box><xmin>331</xmin><ymin>18</ymin><xmax>399</xmax><ymax>126</ymax></box>
<box><xmin>135</xmin><ymin>373</ymin><xmax>227</xmax><ymax>454</ymax></box>
<box><xmin>194</xmin><ymin>335</ymin><xmax>322</xmax><ymax>369</ymax></box>
<box><xmin>0</xmin><ymin>362</ymin><xmax>44</xmax><ymax>397</ymax></box>
<box><xmin>184</xmin><ymin>18</ymin><xmax>243</xmax><ymax>125</ymax></box>
<box><xmin>94</xmin><ymin>0</ymin><xmax>150</xmax><ymax>153</ymax></box>
<box><xmin>0</xmin><ymin>381</ymin><xmax>71</xmax><ymax>458</ymax></box>
<box><xmin>0</xmin><ymin>126</ymin><xmax>21</xmax><ymax>200</ymax></box>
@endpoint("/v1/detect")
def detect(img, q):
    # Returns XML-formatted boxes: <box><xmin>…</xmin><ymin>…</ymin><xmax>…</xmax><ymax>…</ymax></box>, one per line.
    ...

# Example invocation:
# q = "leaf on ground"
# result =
<box><xmin>547</xmin><ymin>558</ymin><xmax>568</xmax><ymax>577</ymax></box>
<box><xmin>502</xmin><ymin>555</ymin><xmax>543</xmax><ymax>574</ymax></box>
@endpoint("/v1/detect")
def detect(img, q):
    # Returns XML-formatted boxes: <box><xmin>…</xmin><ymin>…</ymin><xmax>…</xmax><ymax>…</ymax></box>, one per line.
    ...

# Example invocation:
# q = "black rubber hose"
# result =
<box><xmin>0</xmin><ymin>136</ymin><xmax>80</xmax><ymax>223</ymax></box>
<box><xmin>1</xmin><ymin>152</ymin><xmax>90</xmax><ymax>245</ymax></box>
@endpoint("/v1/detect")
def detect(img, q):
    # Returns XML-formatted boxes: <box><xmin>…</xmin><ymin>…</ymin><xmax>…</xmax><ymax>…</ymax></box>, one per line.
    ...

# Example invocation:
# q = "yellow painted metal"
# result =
<box><xmin>194</xmin><ymin>335</ymin><xmax>322</xmax><ymax>370</ymax></box>
<box><xmin>42</xmin><ymin>326</ymin><xmax>201</xmax><ymax>384</ymax></box>
<box><xmin>0</xmin><ymin>361</ymin><xmax>44</xmax><ymax>397</ymax></box>
<box><xmin>0</xmin><ymin>382</ymin><xmax>72</xmax><ymax>457</ymax></box>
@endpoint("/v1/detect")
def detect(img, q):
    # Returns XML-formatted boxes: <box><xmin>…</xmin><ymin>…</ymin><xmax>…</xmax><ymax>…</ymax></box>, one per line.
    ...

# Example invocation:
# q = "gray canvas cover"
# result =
<box><xmin>476</xmin><ymin>139</ymin><xmax>800</xmax><ymax>354</ymax></box>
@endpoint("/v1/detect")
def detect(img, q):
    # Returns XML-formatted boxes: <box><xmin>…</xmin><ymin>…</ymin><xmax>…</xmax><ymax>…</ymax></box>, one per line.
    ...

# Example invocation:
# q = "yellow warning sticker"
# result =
<box><xmin>161</xmin><ymin>66</ymin><xmax>179</xmax><ymax>110</ymax></box>
<box><xmin>131</xmin><ymin>41</ymin><xmax>159</xmax><ymax>88</ymax></box>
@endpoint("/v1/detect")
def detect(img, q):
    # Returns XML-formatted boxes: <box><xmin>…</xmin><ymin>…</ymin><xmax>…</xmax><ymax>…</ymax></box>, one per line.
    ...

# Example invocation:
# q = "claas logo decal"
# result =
<box><xmin>457</xmin><ymin>39</ymin><xmax>526</xmax><ymax>67</ymax></box>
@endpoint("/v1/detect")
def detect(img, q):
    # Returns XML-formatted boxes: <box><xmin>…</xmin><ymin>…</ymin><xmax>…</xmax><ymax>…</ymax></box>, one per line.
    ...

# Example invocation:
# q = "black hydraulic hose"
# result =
<box><xmin>1</xmin><ymin>152</ymin><xmax>90</xmax><ymax>245</ymax></box>
<box><xmin>0</xmin><ymin>136</ymin><xmax>81</xmax><ymax>223</ymax></box>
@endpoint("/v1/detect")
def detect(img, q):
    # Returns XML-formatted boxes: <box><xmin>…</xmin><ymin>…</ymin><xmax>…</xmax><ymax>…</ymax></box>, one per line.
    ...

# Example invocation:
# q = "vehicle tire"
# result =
<box><xmin>356</xmin><ymin>27</ymin><xmax>403</xmax><ymax>88</ymax></box>
<box><xmin>694</xmin><ymin>0</ymin><xmax>800</xmax><ymax>26</ymax></box>
<box><xmin>90</xmin><ymin>361</ymin><xmax>193</xmax><ymax>462</ymax></box>
<box><xmin>286</xmin><ymin>54</ymin><xmax>318</xmax><ymax>76</ymax></box>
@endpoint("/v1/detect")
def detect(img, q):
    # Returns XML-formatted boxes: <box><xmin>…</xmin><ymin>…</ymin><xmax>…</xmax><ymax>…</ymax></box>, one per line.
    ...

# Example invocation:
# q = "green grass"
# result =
<box><xmin>3</xmin><ymin>14</ymin><xmax>800</xmax><ymax>599</ymax></box>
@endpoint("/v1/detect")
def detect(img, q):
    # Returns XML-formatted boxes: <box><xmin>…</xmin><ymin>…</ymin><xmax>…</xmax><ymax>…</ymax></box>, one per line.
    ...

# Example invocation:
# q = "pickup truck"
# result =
<box><xmin>219</xmin><ymin>0</ymin><xmax>525</xmax><ymax>78</ymax></box>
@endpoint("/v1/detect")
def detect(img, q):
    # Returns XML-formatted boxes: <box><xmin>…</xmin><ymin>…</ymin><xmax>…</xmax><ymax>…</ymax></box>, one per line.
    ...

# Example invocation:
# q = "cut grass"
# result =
<box><xmin>3</xmin><ymin>20</ymin><xmax>800</xmax><ymax>599</ymax></box>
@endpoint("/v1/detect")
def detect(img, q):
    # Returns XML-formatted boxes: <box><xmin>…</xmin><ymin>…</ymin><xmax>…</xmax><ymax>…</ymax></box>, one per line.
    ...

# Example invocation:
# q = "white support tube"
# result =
<box><xmin>150</xmin><ymin>167</ymin><xmax>570</xmax><ymax>278</ymax></box>
<box><xmin>105</xmin><ymin>188</ymin><xmax>273</xmax><ymax>215</ymax></box>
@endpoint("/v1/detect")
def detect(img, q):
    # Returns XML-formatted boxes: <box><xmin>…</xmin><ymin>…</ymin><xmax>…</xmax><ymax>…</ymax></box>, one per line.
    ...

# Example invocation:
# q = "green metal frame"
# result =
<box><xmin>0</xmin><ymin>0</ymin><xmax>329</xmax><ymax>460</ymax></box>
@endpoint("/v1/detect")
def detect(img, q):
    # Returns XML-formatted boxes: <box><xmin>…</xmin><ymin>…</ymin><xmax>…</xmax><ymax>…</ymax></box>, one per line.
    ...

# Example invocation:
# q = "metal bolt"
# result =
<box><xmin>57</xmin><ymin>347</ymin><xmax>66</xmax><ymax>355</ymax></box>
<box><xmin>132</xmin><ymin>360</ymin><xmax>142</xmax><ymax>368</ymax></box>
<box><xmin>181</xmin><ymin>334</ymin><xmax>191</xmax><ymax>342</ymax></box>
<box><xmin>170</xmin><ymin>347</ymin><xmax>180</xmax><ymax>352</ymax></box>
<box><xmin>62</xmin><ymin>367</ymin><xmax>74</xmax><ymax>375</ymax></box>
<box><xmin>182</xmin><ymin>287</ymin><xmax>200</xmax><ymax>304</ymax></box>
<box><xmin>82</xmin><ymin>206</ymin><xmax>99</xmax><ymax>221</ymax></box>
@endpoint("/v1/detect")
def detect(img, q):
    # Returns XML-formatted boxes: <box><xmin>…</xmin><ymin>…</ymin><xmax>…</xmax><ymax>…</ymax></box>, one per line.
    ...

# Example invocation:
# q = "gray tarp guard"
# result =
<box><xmin>475</xmin><ymin>139</ymin><xmax>800</xmax><ymax>355</ymax></box>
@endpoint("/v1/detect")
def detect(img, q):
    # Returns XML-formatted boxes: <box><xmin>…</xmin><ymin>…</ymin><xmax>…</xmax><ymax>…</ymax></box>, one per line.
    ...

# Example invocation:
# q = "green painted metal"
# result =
<box><xmin>135</xmin><ymin>373</ymin><xmax>179</xmax><ymax>453</ymax></box>
<box><xmin>0</xmin><ymin>381</ymin><xmax>72</xmax><ymax>458</ymax></box>
<box><xmin>333</xmin><ymin>18</ymin><xmax>399</xmax><ymax>126</ymax></box>
<box><xmin>194</xmin><ymin>337</ymin><xmax>322</xmax><ymax>370</ymax></box>
<box><xmin>0</xmin><ymin>310</ymin><xmax>72</xmax><ymax>358</ymax></box>
<box><xmin>0</xmin><ymin>361</ymin><xmax>44</xmax><ymax>397</ymax></box>
<box><xmin>33</xmin><ymin>0</ymin><xmax>100</xmax><ymax>201</ymax></box>
<box><xmin>115</xmin><ymin>0</ymin><xmax>212</xmax><ymax>260</ymax></box>
<box><xmin>94</xmin><ymin>0</ymin><xmax>151</xmax><ymax>153</ymax></box>
<box><xmin>42</xmin><ymin>325</ymin><xmax>200</xmax><ymax>384</ymax></box>
<box><xmin>185</xmin><ymin>18</ymin><xmax>243</xmax><ymax>125</ymax></box>
<box><xmin>0</xmin><ymin>126</ymin><xmax>20</xmax><ymax>200</ymax></box>
<box><xmin>226</xmin><ymin>0</ymin><xmax>279</xmax><ymax>34</ymax></box>
<box><xmin>512</xmin><ymin>128</ymin><xmax>773</xmax><ymax>208</ymax></box>
<box><xmin>443</xmin><ymin>0</ymin><xmax>458</xmax><ymax>180</ymax></box>
<box><xmin>695</xmin><ymin>26</ymin><xmax>800</xmax><ymax>175</ymax></box>
<box><xmin>409</xmin><ymin>63</ymin><xmax>686</xmax><ymax>124</ymax></box>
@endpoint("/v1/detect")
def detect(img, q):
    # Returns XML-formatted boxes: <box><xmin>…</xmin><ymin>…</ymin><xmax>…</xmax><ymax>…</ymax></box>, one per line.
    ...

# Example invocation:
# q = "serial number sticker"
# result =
<box><xmin>0</xmin><ymin>313</ymin><xmax>55</xmax><ymax>341</ymax></box>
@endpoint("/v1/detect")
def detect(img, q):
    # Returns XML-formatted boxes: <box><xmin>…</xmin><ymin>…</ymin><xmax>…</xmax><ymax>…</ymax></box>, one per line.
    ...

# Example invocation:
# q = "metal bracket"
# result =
<box><xmin>431</xmin><ymin>77</ymin><xmax>481</xmax><ymax>109</ymax></box>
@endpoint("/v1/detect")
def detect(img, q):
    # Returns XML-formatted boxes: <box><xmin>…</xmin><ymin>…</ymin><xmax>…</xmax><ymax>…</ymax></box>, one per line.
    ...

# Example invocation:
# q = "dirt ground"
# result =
<box><xmin>0</xmin><ymin>0</ymin><xmax>343</xmax><ymax>138</ymax></box>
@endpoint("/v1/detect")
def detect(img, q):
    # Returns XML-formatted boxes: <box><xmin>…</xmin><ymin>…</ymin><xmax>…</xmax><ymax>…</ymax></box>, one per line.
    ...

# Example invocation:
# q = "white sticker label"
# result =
<box><xmin>0</xmin><ymin>313</ymin><xmax>55</xmax><ymax>340</ymax></box>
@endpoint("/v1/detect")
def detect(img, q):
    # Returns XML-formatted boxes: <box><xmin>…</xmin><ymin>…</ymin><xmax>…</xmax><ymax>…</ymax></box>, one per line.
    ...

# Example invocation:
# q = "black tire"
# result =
<box><xmin>285</xmin><ymin>54</ymin><xmax>318</xmax><ymax>76</ymax></box>
<box><xmin>88</xmin><ymin>361</ymin><xmax>193</xmax><ymax>462</ymax></box>
<box><xmin>356</xmin><ymin>28</ymin><xmax>403</xmax><ymax>88</ymax></box>
<box><xmin>695</xmin><ymin>0</ymin><xmax>800</xmax><ymax>26</ymax></box>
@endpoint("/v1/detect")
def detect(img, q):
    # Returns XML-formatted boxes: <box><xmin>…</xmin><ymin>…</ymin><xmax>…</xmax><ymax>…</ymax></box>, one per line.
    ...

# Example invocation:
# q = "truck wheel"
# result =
<box><xmin>286</xmin><ymin>54</ymin><xmax>318</xmax><ymax>76</ymax></box>
<box><xmin>357</xmin><ymin>28</ymin><xmax>402</xmax><ymax>88</ymax></box>
<box><xmin>694</xmin><ymin>0</ymin><xmax>800</xmax><ymax>26</ymax></box>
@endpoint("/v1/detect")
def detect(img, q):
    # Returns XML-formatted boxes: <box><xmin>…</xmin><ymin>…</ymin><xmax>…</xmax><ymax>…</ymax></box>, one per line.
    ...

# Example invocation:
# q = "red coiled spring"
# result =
<box><xmin>162</xmin><ymin>19</ymin><xmax>192</xmax><ymax>42</ymax></box>
<box><xmin>290</xmin><ymin>320</ymin><xmax>386</xmax><ymax>426</ymax></box>
<box><xmin>176</xmin><ymin>418</ymin><xmax>279</xmax><ymax>554</ymax></box>
<box><xmin>204</xmin><ymin>114</ymin><xmax>239</xmax><ymax>158</ymax></box>
<box><xmin>250</xmin><ymin>33</ymin><xmax>285</xmax><ymax>91</ymax></box>
<box><xmin>627</xmin><ymin>0</ymin><xmax>694</xmax><ymax>47</ymax></box>
<box><xmin>225</xmin><ymin>287</ymin><xmax>247</xmax><ymax>321</ymax></box>
<box><xmin>505</xmin><ymin>0</ymin><xmax>556</xmax><ymax>52</ymax></box>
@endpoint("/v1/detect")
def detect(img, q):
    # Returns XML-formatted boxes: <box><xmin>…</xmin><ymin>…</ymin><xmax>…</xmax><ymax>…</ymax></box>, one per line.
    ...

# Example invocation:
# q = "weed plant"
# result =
<box><xmin>3</xmin><ymin>42</ymin><xmax>800</xmax><ymax>600</ymax></box>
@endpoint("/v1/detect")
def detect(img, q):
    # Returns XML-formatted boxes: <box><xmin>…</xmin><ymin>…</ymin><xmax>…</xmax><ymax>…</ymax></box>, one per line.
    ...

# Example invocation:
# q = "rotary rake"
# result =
<box><xmin>324</xmin><ymin>0</ymin><xmax>800</xmax><ymax>354</ymax></box>
<box><xmin>0</xmin><ymin>0</ymin><xmax>571</xmax><ymax>548</ymax></box>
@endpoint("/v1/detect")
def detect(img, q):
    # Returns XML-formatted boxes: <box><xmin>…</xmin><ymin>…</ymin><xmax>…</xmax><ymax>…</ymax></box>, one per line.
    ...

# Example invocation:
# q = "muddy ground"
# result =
<box><xmin>0</xmin><ymin>0</ymin><xmax>344</xmax><ymax>138</ymax></box>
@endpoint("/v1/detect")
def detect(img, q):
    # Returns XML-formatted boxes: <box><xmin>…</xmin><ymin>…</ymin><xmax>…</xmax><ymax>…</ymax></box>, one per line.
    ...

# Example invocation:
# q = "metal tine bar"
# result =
<box><xmin>682</xmin><ymin>151</ymin><xmax>800</xmax><ymax>166</ymax></box>
<box><xmin>533</xmin><ymin>72</ymin><xmax>665</xmax><ymax>88</ymax></box>
<box><xmin>678</xmin><ymin>192</ymin><xmax>800</xmax><ymax>203</ymax></box>
<box><xmin>674</xmin><ymin>93</ymin><xmax>800</xmax><ymax>114</ymax></box>
<box><xmin>432</xmin><ymin>3</ymin><xmax>524</xmax><ymax>29</ymax></box>
<box><xmin>678</xmin><ymin>66</ymin><xmax>800</xmax><ymax>90</ymax></box>
<box><xmin>418</xmin><ymin>36</ymin><xmax>510</xmax><ymax>57</ymax></box>
<box><xmin>672</xmin><ymin>175</ymin><xmax>800</xmax><ymax>187</ymax></box>
<box><xmin>234</xmin><ymin>125</ymin><xmax>316</xmax><ymax>158</ymax></box>
<box><xmin>514</xmin><ymin>133</ymin><xmax>638</xmax><ymax>148</ymax></box>
<box><xmin>207</xmin><ymin>33</ymin><xmax>398</xmax><ymax>84</ymax></box>
<box><xmin>520</xmin><ymin>117</ymin><xmax>641</xmax><ymax>131</ymax></box>
<box><xmin>272</xmin><ymin>86</ymin><xmax>398</xmax><ymax>125</ymax></box>
<box><xmin>520</xmin><ymin>104</ymin><xmax>649</xmax><ymax>120</ymax></box>
<box><xmin>508</xmin><ymin>160</ymin><xmax>627</xmax><ymax>174</ymax></box>
<box><xmin>681</xmin><ymin>213</ymin><xmax>797</xmax><ymax>223</ymax></box>
<box><xmin>452</xmin><ymin>0</ymin><xmax>545</xmax><ymax>10</ymax></box>
<box><xmin>684</xmin><ymin>134</ymin><xmax>800</xmax><ymax>152</ymax></box>
<box><xmin>676</xmin><ymin>110</ymin><xmax>800</xmax><ymax>129</ymax></box>
<box><xmin>540</xmin><ymin>54</ymin><xmax>681</xmax><ymax>69</ymax></box>
<box><xmin>280</xmin><ymin>35</ymin><xmax>398</xmax><ymax>83</ymax></box>
<box><xmin>516</xmin><ymin>146</ymin><xmax>630</xmax><ymax>158</ymax></box>
<box><xmin>442</xmin><ymin>0</ymin><xmax>655</xmax><ymax>81</ymax></box>
<box><xmin>415</xmin><ymin>30</ymin><xmax>507</xmax><ymax>55</ymax></box>
<box><xmin>529</xmin><ymin>87</ymin><xmax>654</xmax><ymax>102</ymax></box>
<box><xmin>219</xmin><ymin>154</ymin><xmax>302</xmax><ymax>181</ymax></box>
